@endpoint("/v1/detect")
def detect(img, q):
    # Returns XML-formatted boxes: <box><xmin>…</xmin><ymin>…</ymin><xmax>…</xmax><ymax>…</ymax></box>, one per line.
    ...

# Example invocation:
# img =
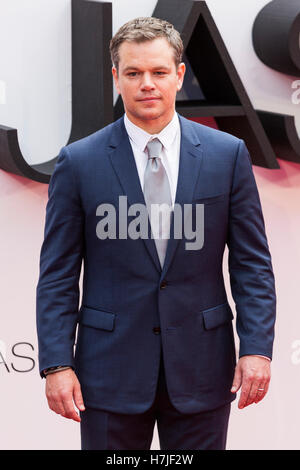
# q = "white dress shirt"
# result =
<box><xmin>123</xmin><ymin>112</ymin><xmax>270</xmax><ymax>362</ymax></box>
<box><xmin>124</xmin><ymin>111</ymin><xmax>180</xmax><ymax>208</ymax></box>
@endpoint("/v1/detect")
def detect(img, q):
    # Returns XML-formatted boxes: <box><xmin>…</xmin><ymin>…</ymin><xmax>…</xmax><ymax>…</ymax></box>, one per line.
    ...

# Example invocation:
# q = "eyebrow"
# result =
<box><xmin>122</xmin><ymin>66</ymin><xmax>171</xmax><ymax>73</ymax></box>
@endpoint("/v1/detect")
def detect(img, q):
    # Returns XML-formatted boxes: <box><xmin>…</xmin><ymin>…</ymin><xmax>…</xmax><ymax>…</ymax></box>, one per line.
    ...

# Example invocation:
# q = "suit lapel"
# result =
<box><xmin>107</xmin><ymin>115</ymin><xmax>204</xmax><ymax>278</ymax></box>
<box><xmin>160</xmin><ymin>115</ymin><xmax>204</xmax><ymax>280</ymax></box>
<box><xmin>108</xmin><ymin>117</ymin><xmax>162</xmax><ymax>273</ymax></box>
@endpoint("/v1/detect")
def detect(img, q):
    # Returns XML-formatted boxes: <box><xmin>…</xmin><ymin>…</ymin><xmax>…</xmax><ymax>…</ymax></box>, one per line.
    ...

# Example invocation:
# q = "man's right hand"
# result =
<box><xmin>45</xmin><ymin>368</ymin><xmax>85</xmax><ymax>422</ymax></box>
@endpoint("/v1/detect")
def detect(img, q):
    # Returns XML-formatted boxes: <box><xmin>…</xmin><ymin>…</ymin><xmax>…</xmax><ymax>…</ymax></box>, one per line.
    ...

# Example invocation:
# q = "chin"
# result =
<box><xmin>141</xmin><ymin>113</ymin><xmax>161</xmax><ymax>121</ymax></box>
<box><xmin>139</xmin><ymin>109</ymin><xmax>163</xmax><ymax>120</ymax></box>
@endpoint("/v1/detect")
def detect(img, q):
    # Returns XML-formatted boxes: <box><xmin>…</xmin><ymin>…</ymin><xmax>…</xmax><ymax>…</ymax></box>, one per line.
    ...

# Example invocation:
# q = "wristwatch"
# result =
<box><xmin>43</xmin><ymin>365</ymin><xmax>72</xmax><ymax>377</ymax></box>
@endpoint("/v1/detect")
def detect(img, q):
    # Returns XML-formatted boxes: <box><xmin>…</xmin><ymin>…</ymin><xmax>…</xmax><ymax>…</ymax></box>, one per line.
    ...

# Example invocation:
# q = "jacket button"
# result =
<box><xmin>160</xmin><ymin>280</ymin><xmax>167</xmax><ymax>289</ymax></box>
<box><xmin>153</xmin><ymin>327</ymin><xmax>161</xmax><ymax>334</ymax></box>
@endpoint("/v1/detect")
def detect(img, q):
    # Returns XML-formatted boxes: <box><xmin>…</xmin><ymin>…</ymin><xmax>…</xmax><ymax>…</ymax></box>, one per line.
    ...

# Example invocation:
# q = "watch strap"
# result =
<box><xmin>43</xmin><ymin>365</ymin><xmax>72</xmax><ymax>377</ymax></box>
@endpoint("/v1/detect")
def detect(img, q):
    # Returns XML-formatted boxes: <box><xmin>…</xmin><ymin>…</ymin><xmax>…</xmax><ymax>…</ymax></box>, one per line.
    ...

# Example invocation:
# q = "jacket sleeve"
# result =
<box><xmin>36</xmin><ymin>146</ymin><xmax>84</xmax><ymax>376</ymax></box>
<box><xmin>227</xmin><ymin>139</ymin><xmax>276</xmax><ymax>359</ymax></box>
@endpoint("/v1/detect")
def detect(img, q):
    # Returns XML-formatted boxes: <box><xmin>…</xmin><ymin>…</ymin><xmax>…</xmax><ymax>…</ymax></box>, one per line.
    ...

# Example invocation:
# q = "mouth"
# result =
<box><xmin>137</xmin><ymin>97</ymin><xmax>161</xmax><ymax>102</ymax></box>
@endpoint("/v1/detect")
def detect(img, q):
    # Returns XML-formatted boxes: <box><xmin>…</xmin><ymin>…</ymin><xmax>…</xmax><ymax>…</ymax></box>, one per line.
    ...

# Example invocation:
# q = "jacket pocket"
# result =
<box><xmin>201</xmin><ymin>301</ymin><xmax>233</xmax><ymax>330</ymax></box>
<box><xmin>79</xmin><ymin>305</ymin><xmax>116</xmax><ymax>331</ymax></box>
<box><xmin>193</xmin><ymin>193</ymin><xmax>226</xmax><ymax>205</ymax></box>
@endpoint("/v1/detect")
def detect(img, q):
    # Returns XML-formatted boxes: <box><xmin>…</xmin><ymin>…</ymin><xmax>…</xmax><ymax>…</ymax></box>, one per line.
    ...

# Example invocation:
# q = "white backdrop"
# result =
<box><xmin>0</xmin><ymin>0</ymin><xmax>300</xmax><ymax>449</ymax></box>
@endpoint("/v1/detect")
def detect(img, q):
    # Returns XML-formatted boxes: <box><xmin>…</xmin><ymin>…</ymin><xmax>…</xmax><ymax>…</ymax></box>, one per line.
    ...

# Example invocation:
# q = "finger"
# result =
<box><xmin>46</xmin><ymin>382</ymin><xmax>66</xmax><ymax>417</ymax></box>
<box><xmin>245</xmin><ymin>378</ymin><xmax>261</xmax><ymax>407</ymax></box>
<box><xmin>48</xmin><ymin>396</ymin><xmax>66</xmax><ymax>417</ymax></box>
<box><xmin>231</xmin><ymin>366</ymin><xmax>242</xmax><ymax>393</ymax></box>
<box><xmin>61</xmin><ymin>397</ymin><xmax>81</xmax><ymax>422</ymax></box>
<box><xmin>254</xmin><ymin>384</ymin><xmax>266</xmax><ymax>403</ymax></box>
<box><xmin>73</xmin><ymin>383</ymin><xmax>85</xmax><ymax>412</ymax></box>
<box><xmin>238</xmin><ymin>377</ymin><xmax>252</xmax><ymax>409</ymax></box>
<box><xmin>254</xmin><ymin>381</ymin><xmax>269</xmax><ymax>403</ymax></box>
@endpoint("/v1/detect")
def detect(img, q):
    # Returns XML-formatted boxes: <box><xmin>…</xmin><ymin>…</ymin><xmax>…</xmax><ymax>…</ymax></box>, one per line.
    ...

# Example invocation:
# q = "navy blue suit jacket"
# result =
<box><xmin>36</xmin><ymin>114</ymin><xmax>276</xmax><ymax>414</ymax></box>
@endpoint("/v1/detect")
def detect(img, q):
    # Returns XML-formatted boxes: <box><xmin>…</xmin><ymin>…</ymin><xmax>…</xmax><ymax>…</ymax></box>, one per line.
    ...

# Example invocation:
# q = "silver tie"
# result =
<box><xmin>143</xmin><ymin>138</ymin><xmax>172</xmax><ymax>268</ymax></box>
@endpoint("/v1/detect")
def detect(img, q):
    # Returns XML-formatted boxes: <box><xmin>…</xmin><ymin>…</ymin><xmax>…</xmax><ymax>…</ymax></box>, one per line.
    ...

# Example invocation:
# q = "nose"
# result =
<box><xmin>140</xmin><ymin>72</ymin><xmax>155</xmax><ymax>91</ymax></box>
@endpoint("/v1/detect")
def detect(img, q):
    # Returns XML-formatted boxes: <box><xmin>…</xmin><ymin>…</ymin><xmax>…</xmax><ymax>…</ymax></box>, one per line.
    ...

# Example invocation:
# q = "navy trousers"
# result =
<box><xmin>80</xmin><ymin>354</ymin><xmax>231</xmax><ymax>450</ymax></box>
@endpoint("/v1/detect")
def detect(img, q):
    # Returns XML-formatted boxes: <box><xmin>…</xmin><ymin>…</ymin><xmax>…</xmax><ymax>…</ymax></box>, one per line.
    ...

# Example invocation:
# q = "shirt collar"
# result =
<box><xmin>124</xmin><ymin>112</ymin><xmax>180</xmax><ymax>152</ymax></box>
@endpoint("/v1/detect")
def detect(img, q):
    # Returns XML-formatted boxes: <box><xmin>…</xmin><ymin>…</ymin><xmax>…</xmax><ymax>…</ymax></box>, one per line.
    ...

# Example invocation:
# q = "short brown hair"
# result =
<box><xmin>110</xmin><ymin>17</ymin><xmax>183</xmax><ymax>71</ymax></box>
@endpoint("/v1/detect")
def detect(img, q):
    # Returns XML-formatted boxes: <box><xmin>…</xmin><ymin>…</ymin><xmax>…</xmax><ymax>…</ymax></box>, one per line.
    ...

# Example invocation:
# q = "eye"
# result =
<box><xmin>127</xmin><ymin>72</ymin><xmax>138</xmax><ymax>77</ymax></box>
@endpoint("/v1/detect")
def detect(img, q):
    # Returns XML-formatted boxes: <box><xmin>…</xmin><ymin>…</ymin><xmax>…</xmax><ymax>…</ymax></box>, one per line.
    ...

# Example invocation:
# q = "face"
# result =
<box><xmin>112</xmin><ymin>37</ymin><xmax>185</xmax><ymax>133</ymax></box>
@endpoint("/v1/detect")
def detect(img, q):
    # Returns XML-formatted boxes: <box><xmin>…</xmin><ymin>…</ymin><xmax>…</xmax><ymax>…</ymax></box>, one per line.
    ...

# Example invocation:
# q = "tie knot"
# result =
<box><xmin>146</xmin><ymin>138</ymin><xmax>162</xmax><ymax>159</ymax></box>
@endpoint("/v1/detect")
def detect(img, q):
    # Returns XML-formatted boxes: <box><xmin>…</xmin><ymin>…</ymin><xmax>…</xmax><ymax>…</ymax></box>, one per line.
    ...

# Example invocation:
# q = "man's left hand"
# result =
<box><xmin>231</xmin><ymin>356</ymin><xmax>271</xmax><ymax>408</ymax></box>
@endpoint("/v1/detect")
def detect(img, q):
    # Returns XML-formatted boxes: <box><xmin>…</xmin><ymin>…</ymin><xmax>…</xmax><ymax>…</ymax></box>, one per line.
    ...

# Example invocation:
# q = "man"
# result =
<box><xmin>36</xmin><ymin>17</ymin><xmax>276</xmax><ymax>450</ymax></box>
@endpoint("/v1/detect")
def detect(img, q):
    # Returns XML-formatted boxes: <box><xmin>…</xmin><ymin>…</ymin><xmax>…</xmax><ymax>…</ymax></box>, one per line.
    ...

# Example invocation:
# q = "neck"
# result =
<box><xmin>125</xmin><ymin>112</ymin><xmax>175</xmax><ymax>135</ymax></box>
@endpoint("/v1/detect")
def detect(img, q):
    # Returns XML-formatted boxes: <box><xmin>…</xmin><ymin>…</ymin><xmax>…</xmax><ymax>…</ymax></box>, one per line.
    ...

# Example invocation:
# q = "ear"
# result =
<box><xmin>176</xmin><ymin>62</ymin><xmax>186</xmax><ymax>91</ymax></box>
<box><xmin>112</xmin><ymin>66</ymin><xmax>120</xmax><ymax>94</ymax></box>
